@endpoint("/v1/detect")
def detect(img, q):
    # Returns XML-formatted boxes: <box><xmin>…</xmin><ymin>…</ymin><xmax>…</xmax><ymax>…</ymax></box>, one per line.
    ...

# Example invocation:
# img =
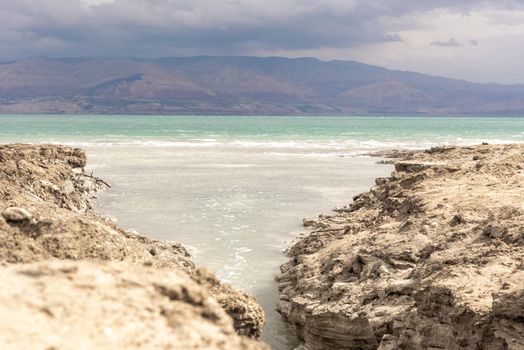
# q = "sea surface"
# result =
<box><xmin>1</xmin><ymin>115</ymin><xmax>523</xmax><ymax>349</ymax></box>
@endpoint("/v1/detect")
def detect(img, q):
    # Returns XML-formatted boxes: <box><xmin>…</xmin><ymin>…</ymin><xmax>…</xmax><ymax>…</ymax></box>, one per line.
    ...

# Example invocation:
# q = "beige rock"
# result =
<box><xmin>2</xmin><ymin>207</ymin><xmax>32</xmax><ymax>222</ymax></box>
<box><xmin>0</xmin><ymin>144</ymin><xmax>267</xmax><ymax>349</ymax></box>
<box><xmin>0</xmin><ymin>260</ymin><xmax>267</xmax><ymax>350</ymax></box>
<box><xmin>279</xmin><ymin>144</ymin><xmax>524</xmax><ymax>350</ymax></box>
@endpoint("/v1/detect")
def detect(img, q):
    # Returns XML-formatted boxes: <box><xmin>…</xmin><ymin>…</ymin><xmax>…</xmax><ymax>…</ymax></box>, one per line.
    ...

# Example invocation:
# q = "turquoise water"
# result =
<box><xmin>1</xmin><ymin>115</ymin><xmax>524</xmax><ymax>148</ymax></box>
<box><xmin>1</xmin><ymin>115</ymin><xmax>523</xmax><ymax>350</ymax></box>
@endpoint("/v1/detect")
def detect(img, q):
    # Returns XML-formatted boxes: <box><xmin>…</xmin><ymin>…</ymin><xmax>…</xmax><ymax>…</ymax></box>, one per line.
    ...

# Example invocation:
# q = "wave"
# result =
<box><xmin>11</xmin><ymin>137</ymin><xmax>524</xmax><ymax>154</ymax></box>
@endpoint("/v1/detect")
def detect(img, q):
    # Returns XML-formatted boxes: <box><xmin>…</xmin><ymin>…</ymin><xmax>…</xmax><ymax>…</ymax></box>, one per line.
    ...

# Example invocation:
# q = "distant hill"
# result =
<box><xmin>1</xmin><ymin>56</ymin><xmax>524</xmax><ymax>115</ymax></box>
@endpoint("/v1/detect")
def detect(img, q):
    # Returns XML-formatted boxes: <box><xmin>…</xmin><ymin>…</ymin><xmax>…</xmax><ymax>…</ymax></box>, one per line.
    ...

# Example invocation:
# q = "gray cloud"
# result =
<box><xmin>430</xmin><ymin>37</ymin><xmax>482</xmax><ymax>47</ymax></box>
<box><xmin>0</xmin><ymin>0</ymin><xmax>523</xmax><ymax>82</ymax></box>
<box><xmin>0</xmin><ymin>0</ymin><xmax>518</xmax><ymax>58</ymax></box>
<box><xmin>431</xmin><ymin>38</ymin><xmax>464</xmax><ymax>47</ymax></box>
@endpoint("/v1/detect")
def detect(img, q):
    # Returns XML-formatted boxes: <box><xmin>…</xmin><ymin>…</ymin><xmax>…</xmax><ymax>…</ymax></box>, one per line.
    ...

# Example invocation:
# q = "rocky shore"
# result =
<box><xmin>0</xmin><ymin>144</ymin><xmax>267</xmax><ymax>349</ymax></box>
<box><xmin>277</xmin><ymin>144</ymin><xmax>524</xmax><ymax>350</ymax></box>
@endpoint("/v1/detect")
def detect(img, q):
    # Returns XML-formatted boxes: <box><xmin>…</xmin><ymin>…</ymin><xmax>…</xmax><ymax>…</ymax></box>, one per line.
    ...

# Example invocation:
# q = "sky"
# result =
<box><xmin>1</xmin><ymin>0</ymin><xmax>524</xmax><ymax>84</ymax></box>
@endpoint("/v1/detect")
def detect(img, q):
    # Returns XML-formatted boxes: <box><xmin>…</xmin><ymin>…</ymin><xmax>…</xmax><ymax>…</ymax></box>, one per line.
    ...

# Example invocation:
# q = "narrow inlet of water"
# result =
<box><xmin>86</xmin><ymin>145</ymin><xmax>392</xmax><ymax>349</ymax></box>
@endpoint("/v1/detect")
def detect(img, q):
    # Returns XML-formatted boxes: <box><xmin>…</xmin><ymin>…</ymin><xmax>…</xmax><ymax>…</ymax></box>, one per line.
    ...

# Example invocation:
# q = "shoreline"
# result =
<box><xmin>85</xmin><ymin>140</ymin><xmax>393</xmax><ymax>350</ymax></box>
<box><xmin>277</xmin><ymin>144</ymin><xmax>524</xmax><ymax>349</ymax></box>
<box><xmin>0</xmin><ymin>144</ymin><xmax>268</xmax><ymax>349</ymax></box>
<box><xmin>2</xmin><ymin>142</ymin><xmax>523</xmax><ymax>349</ymax></box>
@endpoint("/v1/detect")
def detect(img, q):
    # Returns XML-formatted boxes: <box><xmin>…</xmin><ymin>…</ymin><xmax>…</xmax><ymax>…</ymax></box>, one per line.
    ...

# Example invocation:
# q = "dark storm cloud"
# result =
<box><xmin>0</xmin><ymin>0</ymin><xmax>522</xmax><ymax>59</ymax></box>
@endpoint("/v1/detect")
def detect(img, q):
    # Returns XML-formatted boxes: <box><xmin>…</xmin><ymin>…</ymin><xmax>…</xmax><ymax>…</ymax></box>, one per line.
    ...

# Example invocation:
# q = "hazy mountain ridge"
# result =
<box><xmin>0</xmin><ymin>56</ymin><xmax>523</xmax><ymax>115</ymax></box>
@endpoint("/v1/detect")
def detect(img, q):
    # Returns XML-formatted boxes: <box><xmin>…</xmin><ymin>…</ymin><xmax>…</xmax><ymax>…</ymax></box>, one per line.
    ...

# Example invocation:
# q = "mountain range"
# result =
<box><xmin>1</xmin><ymin>56</ymin><xmax>523</xmax><ymax>115</ymax></box>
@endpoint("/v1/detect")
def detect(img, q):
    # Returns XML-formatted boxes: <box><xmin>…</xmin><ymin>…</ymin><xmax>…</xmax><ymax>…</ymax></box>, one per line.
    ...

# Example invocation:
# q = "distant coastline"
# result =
<box><xmin>4</xmin><ymin>112</ymin><xmax>524</xmax><ymax>117</ymax></box>
<box><xmin>1</xmin><ymin>56</ymin><xmax>524</xmax><ymax>116</ymax></box>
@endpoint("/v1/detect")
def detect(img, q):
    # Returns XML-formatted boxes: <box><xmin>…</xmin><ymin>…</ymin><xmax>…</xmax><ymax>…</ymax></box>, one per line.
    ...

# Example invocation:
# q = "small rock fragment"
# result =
<box><xmin>450</xmin><ymin>213</ymin><xmax>464</xmax><ymax>226</ymax></box>
<box><xmin>62</xmin><ymin>180</ymin><xmax>75</xmax><ymax>195</ymax></box>
<box><xmin>2</xmin><ymin>207</ymin><xmax>32</xmax><ymax>223</ymax></box>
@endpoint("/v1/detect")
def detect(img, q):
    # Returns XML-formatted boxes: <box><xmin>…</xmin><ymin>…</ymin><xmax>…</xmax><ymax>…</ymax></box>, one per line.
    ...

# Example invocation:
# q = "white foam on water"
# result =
<box><xmin>52</xmin><ymin>137</ymin><xmax>524</xmax><ymax>153</ymax></box>
<box><xmin>2</xmin><ymin>133</ymin><xmax>517</xmax><ymax>159</ymax></box>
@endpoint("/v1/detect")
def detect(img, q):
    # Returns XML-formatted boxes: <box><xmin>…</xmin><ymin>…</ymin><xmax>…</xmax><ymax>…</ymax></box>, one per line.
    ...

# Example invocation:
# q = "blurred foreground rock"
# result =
<box><xmin>0</xmin><ymin>144</ymin><xmax>267</xmax><ymax>349</ymax></box>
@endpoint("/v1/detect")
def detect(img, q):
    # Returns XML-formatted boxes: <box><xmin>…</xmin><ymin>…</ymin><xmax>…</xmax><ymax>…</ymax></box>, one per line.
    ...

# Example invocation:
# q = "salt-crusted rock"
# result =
<box><xmin>0</xmin><ymin>144</ymin><xmax>267</xmax><ymax>349</ymax></box>
<box><xmin>62</xmin><ymin>180</ymin><xmax>75</xmax><ymax>194</ymax></box>
<box><xmin>279</xmin><ymin>144</ymin><xmax>524</xmax><ymax>349</ymax></box>
<box><xmin>194</xmin><ymin>268</ymin><xmax>266</xmax><ymax>338</ymax></box>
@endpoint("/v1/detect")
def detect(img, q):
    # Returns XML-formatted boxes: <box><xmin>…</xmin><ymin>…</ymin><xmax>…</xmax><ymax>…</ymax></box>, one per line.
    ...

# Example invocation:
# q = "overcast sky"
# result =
<box><xmin>2</xmin><ymin>0</ymin><xmax>524</xmax><ymax>84</ymax></box>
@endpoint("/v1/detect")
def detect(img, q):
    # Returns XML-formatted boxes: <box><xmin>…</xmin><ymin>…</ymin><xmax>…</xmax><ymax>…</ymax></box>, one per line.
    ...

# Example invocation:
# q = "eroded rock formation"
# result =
<box><xmin>0</xmin><ymin>144</ymin><xmax>267</xmax><ymax>349</ymax></box>
<box><xmin>278</xmin><ymin>144</ymin><xmax>524</xmax><ymax>350</ymax></box>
